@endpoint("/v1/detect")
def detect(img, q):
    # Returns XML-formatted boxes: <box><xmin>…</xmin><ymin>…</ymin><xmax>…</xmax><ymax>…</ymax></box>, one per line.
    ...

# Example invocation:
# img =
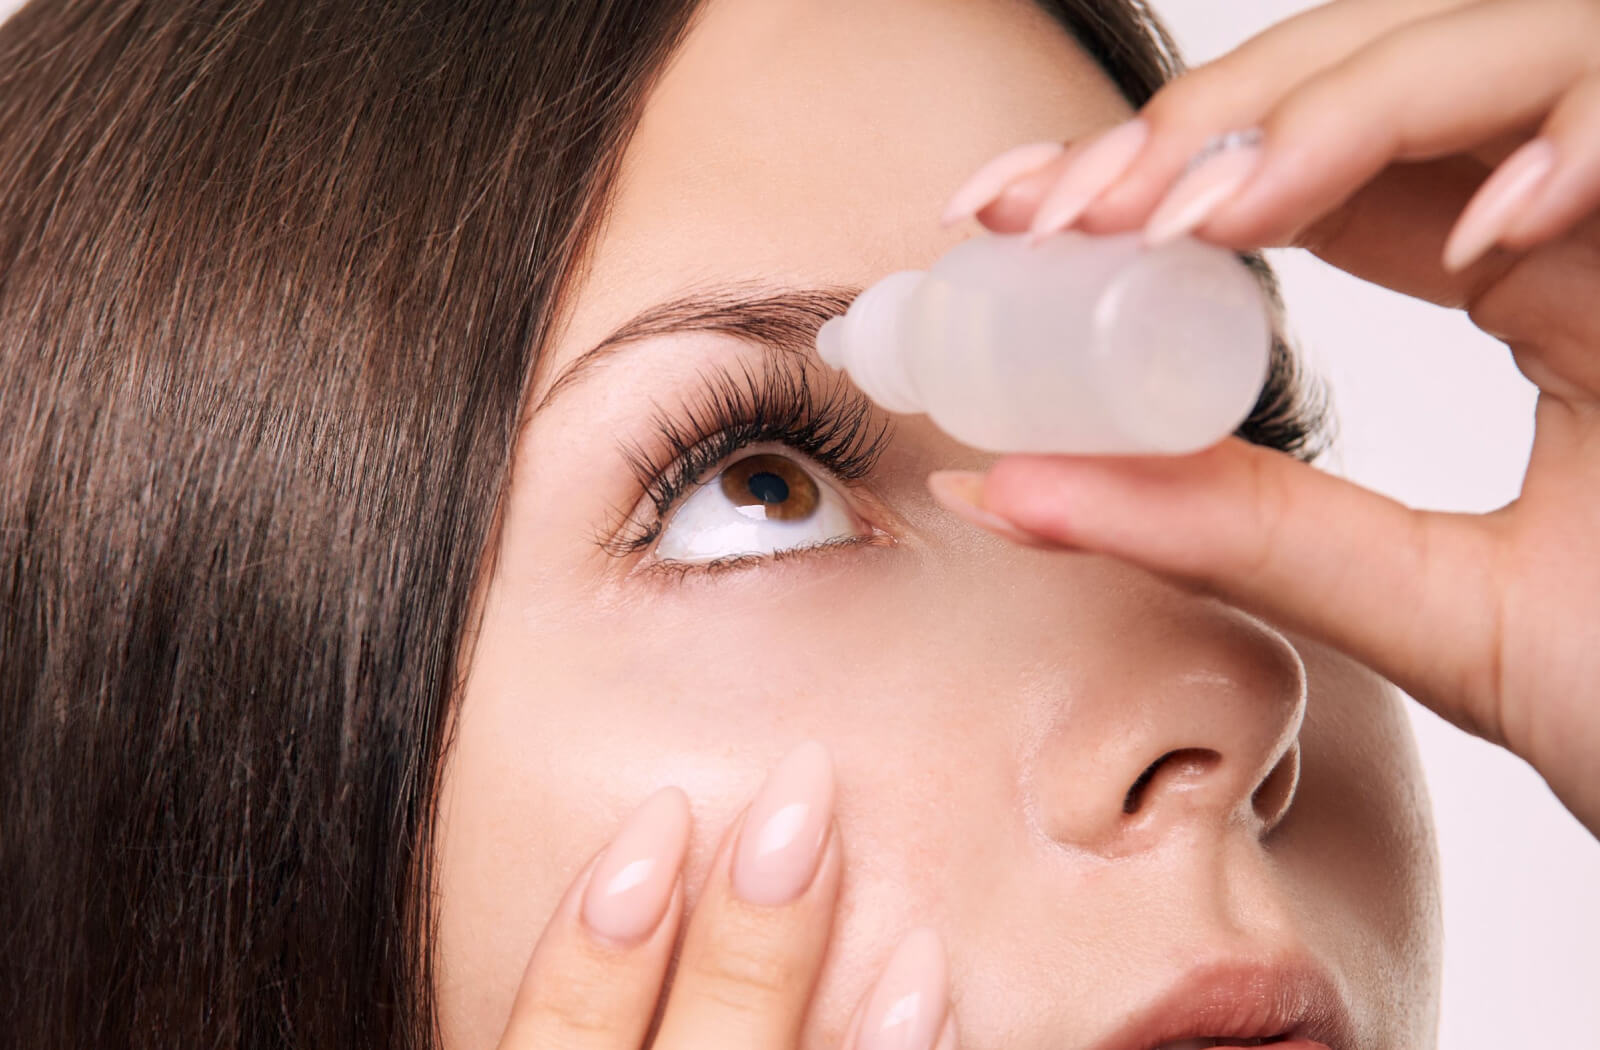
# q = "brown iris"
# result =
<box><xmin>718</xmin><ymin>453</ymin><xmax>819</xmax><ymax>521</ymax></box>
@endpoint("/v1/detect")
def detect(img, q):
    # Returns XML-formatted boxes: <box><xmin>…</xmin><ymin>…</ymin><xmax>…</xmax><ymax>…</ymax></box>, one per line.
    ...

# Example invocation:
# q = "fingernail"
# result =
<box><xmin>933</xmin><ymin>1014</ymin><xmax>959</xmax><ymax>1050</ymax></box>
<box><xmin>926</xmin><ymin>470</ymin><xmax>1051</xmax><ymax>548</ymax></box>
<box><xmin>854</xmin><ymin>927</ymin><xmax>949</xmax><ymax>1050</ymax></box>
<box><xmin>1143</xmin><ymin>129</ymin><xmax>1264</xmax><ymax>246</ymax></box>
<box><xmin>1027</xmin><ymin>118</ymin><xmax>1149</xmax><ymax>243</ymax></box>
<box><xmin>940</xmin><ymin>141</ymin><xmax>1067</xmax><ymax>227</ymax></box>
<box><xmin>1442</xmin><ymin>138</ymin><xmax>1558</xmax><ymax>273</ymax></box>
<box><xmin>731</xmin><ymin>740</ymin><xmax>835</xmax><ymax>906</ymax></box>
<box><xmin>580</xmin><ymin>786</ymin><xmax>691</xmax><ymax>946</ymax></box>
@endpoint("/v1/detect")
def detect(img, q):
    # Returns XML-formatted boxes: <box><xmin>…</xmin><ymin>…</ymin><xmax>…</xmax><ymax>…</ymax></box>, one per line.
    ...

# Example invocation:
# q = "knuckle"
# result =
<box><xmin>523</xmin><ymin>968</ymin><xmax>630</xmax><ymax>1038</ymax></box>
<box><xmin>1236</xmin><ymin>444</ymin><xmax>1293</xmax><ymax>586</ymax></box>
<box><xmin>1142</xmin><ymin>67</ymin><xmax>1234</xmax><ymax>133</ymax></box>
<box><xmin>685</xmin><ymin>920</ymin><xmax>806</xmax><ymax>1007</ymax></box>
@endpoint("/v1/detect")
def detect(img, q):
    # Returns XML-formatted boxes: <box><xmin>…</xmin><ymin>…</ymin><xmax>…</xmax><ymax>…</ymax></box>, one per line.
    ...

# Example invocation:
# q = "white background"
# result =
<box><xmin>3</xmin><ymin>0</ymin><xmax>1594</xmax><ymax>1046</ymax></box>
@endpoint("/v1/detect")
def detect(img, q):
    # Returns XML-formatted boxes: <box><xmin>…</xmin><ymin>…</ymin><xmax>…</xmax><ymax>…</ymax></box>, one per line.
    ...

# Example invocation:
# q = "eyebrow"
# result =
<box><xmin>532</xmin><ymin>280</ymin><xmax>864</xmax><ymax>414</ymax></box>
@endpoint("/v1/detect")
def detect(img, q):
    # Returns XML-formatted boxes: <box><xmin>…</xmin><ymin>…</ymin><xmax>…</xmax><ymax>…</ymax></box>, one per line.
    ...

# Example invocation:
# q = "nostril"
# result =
<box><xmin>1251</xmin><ymin>742</ymin><xmax>1301</xmax><ymax>831</ymax></box>
<box><xmin>1121</xmin><ymin>748</ymin><xmax>1222</xmax><ymax>815</ymax></box>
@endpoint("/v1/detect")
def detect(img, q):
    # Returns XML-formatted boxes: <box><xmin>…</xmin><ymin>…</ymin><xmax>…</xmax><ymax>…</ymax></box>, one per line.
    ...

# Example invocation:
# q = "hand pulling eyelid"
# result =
<box><xmin>816</xmin><ymin>231</ymin><xmax>1271</xmax><ymax>455</ymax></box>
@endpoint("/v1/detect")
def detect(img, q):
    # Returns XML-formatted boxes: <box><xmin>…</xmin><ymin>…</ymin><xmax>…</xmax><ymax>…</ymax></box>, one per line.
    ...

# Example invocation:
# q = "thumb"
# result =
<box><xmin>948</xmin><ymin>438</ymin><xmax>1510</xmax><ymax>747</ymax></box>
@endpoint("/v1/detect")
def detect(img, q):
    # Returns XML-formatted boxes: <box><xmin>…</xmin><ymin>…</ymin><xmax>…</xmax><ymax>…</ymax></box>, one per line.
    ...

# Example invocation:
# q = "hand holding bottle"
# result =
<box><xmin>927</xmin><ymin>0</ymin><xmax>1600</xmax><ymax>836</ymax></box>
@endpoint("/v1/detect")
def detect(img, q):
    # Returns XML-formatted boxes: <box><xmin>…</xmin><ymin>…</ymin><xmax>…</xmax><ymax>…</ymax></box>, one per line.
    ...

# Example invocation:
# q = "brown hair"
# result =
<box><xmin>0</xmin><ymin>2</ymin><xmax>1326</xmax><ymax>1047</ymax></box>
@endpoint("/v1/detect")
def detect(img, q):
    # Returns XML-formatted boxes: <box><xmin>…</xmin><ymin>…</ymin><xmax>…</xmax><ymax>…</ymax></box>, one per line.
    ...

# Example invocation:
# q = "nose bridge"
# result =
<box><xmin>1024</xmin><ymin>601</ymin><xmax>1307</xmax><ymax>856</ymax></box>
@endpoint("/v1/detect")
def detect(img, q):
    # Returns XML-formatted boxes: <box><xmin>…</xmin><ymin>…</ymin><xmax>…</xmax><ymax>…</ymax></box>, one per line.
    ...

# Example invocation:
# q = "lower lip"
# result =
<box><xmin>1212</xmin><ymin>1043</ymin><xmax>1333</xmax><ymax>1050</ymax></box>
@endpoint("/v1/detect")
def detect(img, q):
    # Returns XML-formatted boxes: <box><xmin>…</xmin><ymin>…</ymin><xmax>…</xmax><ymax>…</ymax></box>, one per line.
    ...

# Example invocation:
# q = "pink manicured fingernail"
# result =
<box><xmin>1143</xmin><ymin>130</ymin><xmax>1264</xmax><ymax>246</ymax></box>
<box><xmin>933</xmin><ymin>1014</ymin><xmax>959</xmax><ymax>1050</ymax></box>
<box><xmin>731</xmin><ymin>740</ymin><xmax>835</xmax><ymax>906</ymax></box>
<box><xmin>854</xmin><ymin>927</ymin><xmax>949</xmax><ymax>1050</ymax></box>
<box><xmin>1442</xmin><ymin>138</ymin><xmax>1558</xmax><ymax>272</ymax></box>
<box><xmin>926</xmin><ymin>470</ymin><xmax>1052</xmax><ymax>549</ymax></box>
<box><xmin>580</xmin><ymin>786</ymin><xmax>691</xmax><ymax>945</ymax></box>
<box><xmin>1027</xmin><ymin>118</ymin><xmax>1149</xmax><ymax>243</ymax></box>
<box><xmin>941</xmin><ymin>141</ymin><xmax>1067</xmax><ymax>227</ymax></box>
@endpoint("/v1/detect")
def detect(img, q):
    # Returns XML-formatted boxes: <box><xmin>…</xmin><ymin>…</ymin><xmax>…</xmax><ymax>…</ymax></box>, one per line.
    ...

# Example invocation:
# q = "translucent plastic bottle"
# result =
<box><xmin>814</xmin><ymin>231</ymin><xmax>1270</xmax><ymax>454</ymax></box>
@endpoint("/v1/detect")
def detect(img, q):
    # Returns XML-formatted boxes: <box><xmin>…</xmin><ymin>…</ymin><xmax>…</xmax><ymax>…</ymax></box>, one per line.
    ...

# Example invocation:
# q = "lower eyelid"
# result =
<box><xmin>632</xmin><ymin>532</ymin><xmax>884</xmax><ymax>584</ymax></box>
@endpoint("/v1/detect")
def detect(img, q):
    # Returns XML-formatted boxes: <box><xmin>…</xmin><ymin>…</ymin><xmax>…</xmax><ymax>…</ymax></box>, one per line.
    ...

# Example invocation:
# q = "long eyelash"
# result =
<box><xmin>602</xmin><ymin>356</ymin><xmax>893</xmax><ymax>557</ymax></box>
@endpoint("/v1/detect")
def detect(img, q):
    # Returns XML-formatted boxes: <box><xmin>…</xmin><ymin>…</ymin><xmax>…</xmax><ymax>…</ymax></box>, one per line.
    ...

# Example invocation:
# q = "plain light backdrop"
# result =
<box><xmin>2</xmin><ymin>0</ymin><xmax>1594</xmax><ymax>1046</ymax></box>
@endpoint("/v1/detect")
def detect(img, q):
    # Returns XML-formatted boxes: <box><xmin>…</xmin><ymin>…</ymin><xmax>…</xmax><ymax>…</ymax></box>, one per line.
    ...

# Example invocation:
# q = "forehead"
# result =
<box><xmin>544</xmin><ymin>0</ymin><xmax>1133</xmax><ymax>376</ymax></box>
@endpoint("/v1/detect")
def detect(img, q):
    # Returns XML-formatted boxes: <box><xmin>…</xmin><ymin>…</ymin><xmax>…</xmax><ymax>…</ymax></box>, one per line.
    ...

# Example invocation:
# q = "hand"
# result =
<box><xmin>494</xmin><ymin>742</ymin><xmax>954</xmax><ymax>1050</ymax></box>
<box><xmin>934</xmin><ymin>0</ymin><xmax>1600</xmax><ymax>835</ymax></box>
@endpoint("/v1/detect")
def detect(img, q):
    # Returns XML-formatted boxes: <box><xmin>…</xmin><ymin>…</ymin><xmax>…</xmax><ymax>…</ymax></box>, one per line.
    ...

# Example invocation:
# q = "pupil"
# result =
<box><xmin>746</xmin><ymin>471</ymin><xmax>789</xmax><ymax>504</ymax></box>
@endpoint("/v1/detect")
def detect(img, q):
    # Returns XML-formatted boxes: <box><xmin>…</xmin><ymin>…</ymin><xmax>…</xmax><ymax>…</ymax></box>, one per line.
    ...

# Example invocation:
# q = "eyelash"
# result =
<box><xmin>604</xmin><ymin>356</ymin><xmax>893</xmax><ymax>559</ymax></box>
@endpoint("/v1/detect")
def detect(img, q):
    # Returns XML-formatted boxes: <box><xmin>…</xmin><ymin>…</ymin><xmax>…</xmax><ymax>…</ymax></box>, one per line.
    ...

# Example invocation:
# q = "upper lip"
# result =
<box><xmin>1084</xmin><ymin>957</ymin><xmax>1356</xmax><ymax>1050</ymax></box>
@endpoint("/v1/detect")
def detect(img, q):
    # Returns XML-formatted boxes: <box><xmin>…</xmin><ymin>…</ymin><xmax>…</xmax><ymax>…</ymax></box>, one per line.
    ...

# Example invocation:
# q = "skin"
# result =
<box><xmin>431</xmin><ymin>1</ymin><xmax>1444</xmax><ymax>1048</ymax></box>
<box><xmin>962</xmin><ymin>0</ymin><xmax>1600</xmax><ymax>836</ymax></box>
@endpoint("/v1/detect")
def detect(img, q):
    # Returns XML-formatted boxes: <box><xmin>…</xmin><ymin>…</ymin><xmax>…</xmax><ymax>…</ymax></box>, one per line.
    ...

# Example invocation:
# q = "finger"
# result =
<box><xmin>1226</xmin><ymin>134</ymin><xmax>1600</xmax><ymax>383</ymax></box>
<box><xmin>950</xmin><ymin>442</ymin><xmax>1510</xmax><ymax>750</ymax></box>
<box><xmin>1295</xmin><ymin>154</ymin><xmax>1495</xmax><ymax>307</ymax></box>
<box><xmin>1458</xmin><ymin>70</ymin><xmax>1600</xmax><ymax>399</ymax></box>
<box><xmin>498</xmin><ymin>786</ymin><xmax>692</xmax><ymax>1050</ymax></box>
<box><xmin>1076</xmin><ymin>0</ymin><xmax>1470</xmax><ymax>233</ymax></box>
<box><xmin>1343</xmin><ymin>71</ymin><xmax>1600</xmax><ymax>396</ymax></box>
<box><xmin>940</xmin><ymin>140</ymin><xmax>1070</xmax><ymax>229</ymax></box>
<box><xmin>651</xmin><ymin>741</ymin><xmax>842</xmax><ymax>1050</ymax></box>
<box><xmin>1196</xmin><ymin>0</ymin><xmax>1600</xmax><ymax>248</ymax></box>
<box><xmin>972</xmin><ymin>141</ymin><xmax>1088</xmax><ymax>233</ymax></box>
<box><xmin>951</xmin><ymin>0</ymin><xmax>1461</xmax><ymax>236</ymax></box>
<box><xmin>1500</xmin><ymin>71</ymin><xmax>1600</xmax><ymax>251</ymax></box>
<box><xmin>843</xmin><ymin>927</ymin><xmax>951</xmax><ymax>1050</ymax></box>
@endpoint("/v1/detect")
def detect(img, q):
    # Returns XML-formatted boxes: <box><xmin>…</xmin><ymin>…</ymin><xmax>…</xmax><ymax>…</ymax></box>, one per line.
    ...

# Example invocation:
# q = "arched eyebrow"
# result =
<box><xmin>532</xmin><ymin>280</ymin><xmax>863</xmax><ymax>415</ymax></box>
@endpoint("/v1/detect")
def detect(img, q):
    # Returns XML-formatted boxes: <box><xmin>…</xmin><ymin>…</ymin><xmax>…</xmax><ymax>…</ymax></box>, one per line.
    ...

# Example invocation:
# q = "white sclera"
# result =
<box><xmin>816</xmin><ymin>232</ymin><xmax>1272</xmax><ymax>455</ymax></box>
<box><xmin>653</xmin><ymin>462</ymin><xmax>858</xmax><ymax>563</ymax></box>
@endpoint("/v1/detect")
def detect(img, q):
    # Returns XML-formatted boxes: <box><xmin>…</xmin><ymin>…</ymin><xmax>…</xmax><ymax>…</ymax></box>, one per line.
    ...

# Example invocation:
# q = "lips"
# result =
<box><xmin>1148</xmin><ymin>1041</ymin><xmax>1329</xmax><ymax>1050</ymax></box>
<box><xmin>1086</xmin><ymin>958</ymin><xmax>1356</xmax><ymax>1050</ymax></box>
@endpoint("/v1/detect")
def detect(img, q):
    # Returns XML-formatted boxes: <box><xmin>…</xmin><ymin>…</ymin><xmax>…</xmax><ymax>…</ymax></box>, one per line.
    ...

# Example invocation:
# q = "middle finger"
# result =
<box><xmin>650</xmin><ymin>740</ymin><xmax>842</xmax><ymax>1050</ymax></box>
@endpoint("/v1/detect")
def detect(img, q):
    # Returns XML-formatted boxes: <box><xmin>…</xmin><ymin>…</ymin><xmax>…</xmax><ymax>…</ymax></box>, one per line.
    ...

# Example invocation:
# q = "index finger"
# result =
<box><xmin>497</xmin><ymin>786</ymin><xmax>690</xmax><ymax>1050</ymax></box>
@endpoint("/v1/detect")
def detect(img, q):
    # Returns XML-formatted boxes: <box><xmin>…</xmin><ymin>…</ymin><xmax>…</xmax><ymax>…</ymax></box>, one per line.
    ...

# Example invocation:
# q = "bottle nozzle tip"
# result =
<box><xmin>816</xmin><ymin>316</ymin><xmax>846</xmax><ymax>368</ymax></box>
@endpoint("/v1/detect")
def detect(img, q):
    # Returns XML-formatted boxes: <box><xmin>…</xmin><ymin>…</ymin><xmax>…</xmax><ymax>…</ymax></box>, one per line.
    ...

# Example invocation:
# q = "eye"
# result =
<box><xmin>653</xmin><ymin>451</ymin><xmax>865</xmax><ymax>564</ymax></box>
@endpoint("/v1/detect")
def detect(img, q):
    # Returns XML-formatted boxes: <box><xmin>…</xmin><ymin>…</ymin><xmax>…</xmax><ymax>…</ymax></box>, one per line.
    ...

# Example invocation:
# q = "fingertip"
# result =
<box><xmin>579</xmin><ymin>784</ymin><xmax>694</xmax><ymax>947</ymax></box>
<box><xmin>927</xmin><ymin>468</ymin><xmax>1060</xmax><ymax>548</ymax></box>
<box><xmin>939</xmin><ymin>140</ymin><xmax>1067</xmax><ymax>228</ymax></box>
<box><xmin>970</xmin><ymin>156</ymin><xmax>1074</xmax><ymax>233</ymax></box>
<box><xmin>979</xmin><ymin>453</ymin><xmax>1101</xmax><ymax>544</ymax></box>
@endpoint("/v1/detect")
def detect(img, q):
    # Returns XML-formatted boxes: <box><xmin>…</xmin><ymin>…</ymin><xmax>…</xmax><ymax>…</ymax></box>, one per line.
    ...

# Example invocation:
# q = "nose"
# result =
<box><xmin>1025</xmin><ymin>602</ymin><xmax>1306</xmax><ymax>855</ymax></box>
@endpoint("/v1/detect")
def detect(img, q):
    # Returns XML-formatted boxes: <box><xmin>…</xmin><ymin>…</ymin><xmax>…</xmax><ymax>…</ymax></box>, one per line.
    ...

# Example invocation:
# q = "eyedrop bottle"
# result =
<box><xmin>814</xmin><ymin>231</ymin><xmax>1271</xmax><ymax>454</ymax></box>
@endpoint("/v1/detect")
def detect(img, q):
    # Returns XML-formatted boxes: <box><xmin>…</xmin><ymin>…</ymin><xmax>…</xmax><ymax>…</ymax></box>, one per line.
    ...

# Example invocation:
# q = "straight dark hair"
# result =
<box><xmin>0</xmin><ymin>2</ymin><xmax>1325</xmax><ymax>1047</ymax></box>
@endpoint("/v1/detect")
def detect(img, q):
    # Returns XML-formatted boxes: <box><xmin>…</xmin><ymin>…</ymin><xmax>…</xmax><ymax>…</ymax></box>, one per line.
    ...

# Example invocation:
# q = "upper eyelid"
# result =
<box><xmin>620</xmin><ymin>356</ymin><xmax>889</xmax><ymax>499</ymax></box>
<box><xmin>605</xmin><ymin>443</ymin><xmax>870</xmax><ymax>565</ymax></box>
<box><xmin>601</xmin><ymin>358</ymin><xmax>892</xmax><ymax>557</ymax></box>
<box><xmin>531</xmin><ymin>281</ymin><xmax>862</xmax><ymax>417</ymax></box>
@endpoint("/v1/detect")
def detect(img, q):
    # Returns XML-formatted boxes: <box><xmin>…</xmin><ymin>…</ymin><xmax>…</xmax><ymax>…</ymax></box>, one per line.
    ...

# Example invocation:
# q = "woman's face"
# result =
<box><xmin>433</xmin><ymin>1</ymin><xmax>1441</xmax><ymax>1047</ymax></box>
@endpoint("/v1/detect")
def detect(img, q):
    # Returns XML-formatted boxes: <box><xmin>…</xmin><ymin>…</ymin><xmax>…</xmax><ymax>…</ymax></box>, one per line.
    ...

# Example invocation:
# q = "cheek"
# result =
<box><xmin>430</xmin><ymin>567</ymin><xmax>1010</xmax><ymax>1049</ymax></box>
<box><xmin>1282</xmin><ymin>640</ymin><xmax>1442</xmax><ymax>1045</ymax></box>
<box><xmin>431</xmin><ymin>575</ymin><xmax>1444</xmax><ymax>1050</ymax></box>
